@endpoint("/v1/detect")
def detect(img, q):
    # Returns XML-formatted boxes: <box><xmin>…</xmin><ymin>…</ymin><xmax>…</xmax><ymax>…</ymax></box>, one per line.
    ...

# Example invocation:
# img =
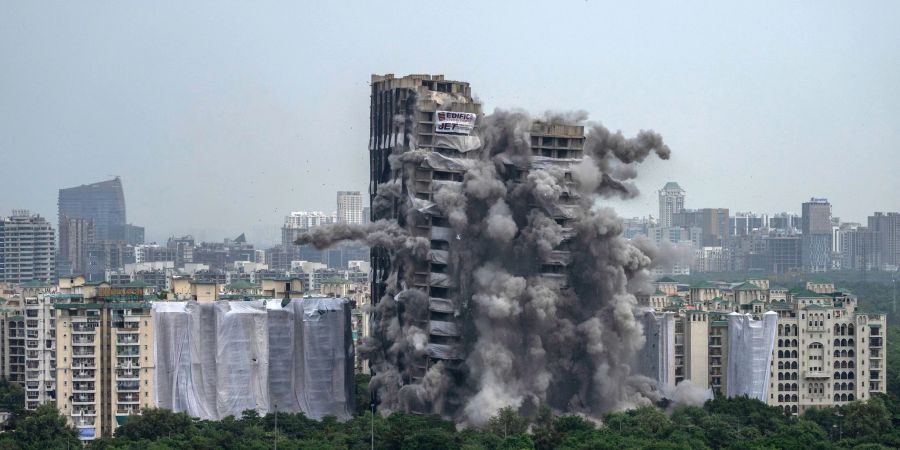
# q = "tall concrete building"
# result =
<box><xmin>0</xmin><ymin>211</ymin><xmax>56</xmax><ymax>284</ymax></box>
<box><xmin>53</xmin><ymin>280</ymin><xmax>155</xmax><ymax>441</ymax></box>
<box><xmin>369</xmin><ymin>73</ymin><xmax>584</xmax><ymax>404</ymax></box>
<box><xmin>21</xmin><ymin>281</ymin><xmax>57</xmax><ymax>410</ymax></box>
<box><xmin>868</xmin><ymin>212</ymin><xmax>900</xmax><ymax>270</ymax></box>
<box><xmin>801</xmin><ymin>198</ymin><xmax>833</xmax><ymax>272</ymax></box>
<box><xmin>336</xmin><ymin>191</ymin><xmax>363</xmax><ymax>225</ymax></box>
<box><xmin>658</xmin><ymin>182</ymin><xmax>685</xmax><ymax>227</ymax></box>
<box><xmin>765</xmin><ymin>235</ymin><xmax>802</xmax><ymax>274</ymax></box>
<box><xmin>675</xmin><ymin>208</ymin><xmax>730</xmax><ymax>247</ymax></box>
<box><xmin>59</xmin><ymin>217</ymin><xmax>95</xmax><ymax>276</ymax></box>
<box><xmin>370</xmin><ymin>74</ymin><xmax>483</xmax><ymax>383</ymax></box>
<box><xmin>122</xmin><ymin>224</ymin><xmax>144</xmax><ymax>246</ymax></box>
<box><xmin>58</xmin><ymin>178</ymin><xmax>127</xmax><ymax>245</ymax></box>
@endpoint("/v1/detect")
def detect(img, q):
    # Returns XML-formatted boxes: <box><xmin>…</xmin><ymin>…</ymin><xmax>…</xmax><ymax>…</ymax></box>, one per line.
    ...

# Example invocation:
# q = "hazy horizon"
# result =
<box><xmin>2</xmin><ymin>1</ymin><xmax>898</xmax><ymax>245</ymax></box>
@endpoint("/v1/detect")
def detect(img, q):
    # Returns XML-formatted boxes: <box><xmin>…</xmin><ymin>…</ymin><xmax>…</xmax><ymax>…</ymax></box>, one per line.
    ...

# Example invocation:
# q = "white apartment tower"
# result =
<box><xmin>0</xmin><ymin>211</ymin><xmax>56</xmax><ymax>284</ymax></box>
<box><xmin>336</xmin><ymin>191</ymin><xmax>363</xmax><ymax>225</ymax></box>
<box><xmin>22</xmin><ymin>281</ymin><xmax>57</xmax><ymax>410</ymax></box>
<box><xmin>658</xmin><ymin>182</ymin><xmax>685</xmax><ymax>227</ymax></box>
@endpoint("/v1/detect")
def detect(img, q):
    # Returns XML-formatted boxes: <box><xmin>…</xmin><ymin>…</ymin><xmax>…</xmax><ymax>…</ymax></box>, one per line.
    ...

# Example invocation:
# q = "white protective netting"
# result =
<box><xmin>154</xmin><ymin>298</ymin><xmax>354</xmax><ymax>420</ymax></box>
<box><xmin>725</xmin><ymin>311</ymin><xmax>778</xmax><ymax>401</ymax></box>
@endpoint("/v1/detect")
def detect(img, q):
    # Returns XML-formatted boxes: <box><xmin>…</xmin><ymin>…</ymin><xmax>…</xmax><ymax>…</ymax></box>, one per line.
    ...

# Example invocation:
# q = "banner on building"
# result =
<box><xmin>434</xmin><ymin>111</ymin><xmax>476</xmax><ymax>135</ymax></box>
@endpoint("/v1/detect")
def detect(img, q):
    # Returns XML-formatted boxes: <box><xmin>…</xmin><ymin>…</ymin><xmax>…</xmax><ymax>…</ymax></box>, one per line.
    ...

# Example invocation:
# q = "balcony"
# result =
<box><xmin>116</xmin><ymin>358</ymin><xmax>140</xmax><ymax>369</ymax></box>
<box><xmin>72</xmin><ymin>349</ymin><xmax>95</xmax><ymax>357</ymax></box>
<box><xmin>72</xmin><ymin>408</ymin><xmax>96</xmax><ymax>417</ymax></box>
<box><xmin>72</xmin><ymin>394</ymin><xmax>95</xmax><ymax>404</ymax></box>
<box><xmin>73</xmin><ymin>370</ymin><xmax>96</xmax><ymax>381</ymax></box>
<box><xmin>117</xmin><ymin>407</ymin><xmax>139</xmax><ymax>415</ymax></box>
<box><xmin>805</xmin><ymin>370</ymin><xmax>829</xmax><ymax>379</ymax></box>
<box><xmin>72</xmin><ymin>336</ymin><xmax>94</xmax><ymax>345</ymax></box>
<box><xmin>72</xmin><ymin>383</ymin><xmax>94</xmax><ymax>392</ymax></box>
<box><xmin>116</xmin><ymin>381</ymin><xmax>140</xmax><ymax>392</ymax></box>
<box><xmin>117</xmin><ymin>369</ymin><xmax>140</xmax><ymax>380</ymax></box>
<box><xmin>117</xmin><ymin>394</ymin><xmax>140</xmax><ymax>404</ymax></box>
<box><xmin>74</xmin><ymin>417</ymin><xmax>95</xmax><ymax>428</ymax></box>
<box><xmin>116</xmin><ymin>347</ymin><xmax>140</xmax><ymax>356</ymax></box>
<box><xmin>72</xmin><ymin>323</ymin><xmax>98</xmax><ymax>334</ymax></box>
<box><xmin>116</xmin><ymin>335</ymin><xmax>139</xmax><ymax>344</ymax></box>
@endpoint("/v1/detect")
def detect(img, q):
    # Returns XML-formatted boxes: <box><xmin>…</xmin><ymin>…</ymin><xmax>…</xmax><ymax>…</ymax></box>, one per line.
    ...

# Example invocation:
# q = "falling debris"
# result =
<box><xmin>296</xmin><ymin>74</ymin><xmax>672</xmax><ymax>424</ymax></box>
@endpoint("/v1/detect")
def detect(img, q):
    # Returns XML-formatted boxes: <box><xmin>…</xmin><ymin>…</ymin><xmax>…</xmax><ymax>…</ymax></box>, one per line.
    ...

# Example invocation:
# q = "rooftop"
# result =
<box><xmin>733</xmin><ymin>281</ymin><xmax>760</xmax><ymax>291</ymax></box>
<box><xmin>789</xmin><ymin>288</ymin><xmax>832</xmax><ymax>299</ymax></box>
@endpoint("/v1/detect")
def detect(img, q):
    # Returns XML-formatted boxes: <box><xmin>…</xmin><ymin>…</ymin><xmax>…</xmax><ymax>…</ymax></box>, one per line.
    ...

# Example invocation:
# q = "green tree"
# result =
<box><xmin>486</xmin><ymin>407</ymin><xmax>528</xmax><ymax>439</ymax></box>
<box><xmin>114</xmin><ymin>407</ymin><xmax>196</xmax><ymax>441</ymax></box>
<box><xmin>9</xmin><ymin>403</ymin><xmax>79</xmax><ymax>450</ymax></box>
<box><xmin>840</xmin><ymin>397</ymin><xmax>892</xmax><ymax>445</ymax></box>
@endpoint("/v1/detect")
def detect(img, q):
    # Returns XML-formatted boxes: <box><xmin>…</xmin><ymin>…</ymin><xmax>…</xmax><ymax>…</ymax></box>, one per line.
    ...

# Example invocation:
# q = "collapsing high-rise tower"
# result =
<box><xmin>299</xmin><ymin>73</ymin><xmax>671</xmax><ymax>423</ymax></box>
<box><xmin>368</xmin><ymin>74</ymin><xmax>487</xmax><ymax>374</ymax></box>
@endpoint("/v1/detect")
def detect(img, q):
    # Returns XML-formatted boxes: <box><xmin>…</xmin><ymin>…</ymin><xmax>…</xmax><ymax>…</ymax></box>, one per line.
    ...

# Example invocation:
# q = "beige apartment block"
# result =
<box><xmin>54</xmin><ymin>284</ymin><xmax>155</xmax><ymax>441</ymax></box>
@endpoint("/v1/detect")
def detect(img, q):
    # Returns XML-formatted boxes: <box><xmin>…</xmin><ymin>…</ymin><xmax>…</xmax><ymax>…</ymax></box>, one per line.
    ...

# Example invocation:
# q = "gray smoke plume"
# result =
<box><xmin>296</xmin><ymin>108</ymin><xmax>671</xmax><ymax>424</ymax></box>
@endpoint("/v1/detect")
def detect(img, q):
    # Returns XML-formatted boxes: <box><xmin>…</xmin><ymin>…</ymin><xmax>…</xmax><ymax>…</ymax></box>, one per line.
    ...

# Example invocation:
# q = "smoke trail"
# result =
<box><xmin>296</xmin><ymin>108</ymin><xmax>671</xmax><ymax>424</ymax></box>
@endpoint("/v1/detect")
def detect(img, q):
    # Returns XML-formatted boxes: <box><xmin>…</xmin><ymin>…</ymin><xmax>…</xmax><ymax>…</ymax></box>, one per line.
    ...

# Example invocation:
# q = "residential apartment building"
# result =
<box><xmin>21</xmin><ymin>281</ymin><xmax>57</xmax><ymax>410</ymax></box>
<box><xmin>0</xmin><ymin>211</ymin><xmax>56</xmax><ymax>284</ymax></box>
<box><xmin>658</xmin><ymin>182</ymin><xmax>685</xmax><ymax>228</ymax></box>
<box><xmin>646</xmin><ymin>278</ymin><xmax>887</xmax><ymax>415</ymax></box>
<box><xmin>336</xmin><ymin>191</ymin><xmax>364</xmax><ymax>225</ymax></box>
<box><xmin>53</xmin><ymin>280</ymin><xmax>155</xmax><ymax>440</ymax></box>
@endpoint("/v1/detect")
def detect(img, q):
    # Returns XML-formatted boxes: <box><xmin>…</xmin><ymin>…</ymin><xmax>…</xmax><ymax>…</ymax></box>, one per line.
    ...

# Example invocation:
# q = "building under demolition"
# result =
<box><xmin>292</xmin><ymin>73</ymin><xmax>674</xmax><ymax>423</ymax></box>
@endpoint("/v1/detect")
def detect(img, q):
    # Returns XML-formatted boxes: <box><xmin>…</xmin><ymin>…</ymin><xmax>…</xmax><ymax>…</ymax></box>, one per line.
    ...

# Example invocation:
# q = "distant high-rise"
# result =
<box><xmin>801</xmin><ymin>198</ymin><xmax>832</xmax><ymax>272</ymax></box>
<box><xmin>336</xmin><ymin>191</ymin><xmax>363</xmax><ymax>224</ymax></box>
<box><xmin>658</xmin><ymin>182</ymin><xmax>685</xmax><ymax>227</ymax></box>
<box><xmin>58</xmin><ymin>178</ymin><xmax>127</xmax><ymax>243</ymax></box>
<box><xmin>123</xmin><ymin>224</ymin><xmax>145</xmax><ymax>246</ymax></box>
<box><xmin>0</xmin><ymin>210</ymin><xmax>56</xmax><ymax>283</ymax></box>
<box><xmin>867</xmin><ymin>212</ymin><xmax>900</xmax><ymax>270</ymax></box>
<box><xmin>58</xmin><ymin>217</ymin><xmax>95</xmax><ymax>275</ymax></box>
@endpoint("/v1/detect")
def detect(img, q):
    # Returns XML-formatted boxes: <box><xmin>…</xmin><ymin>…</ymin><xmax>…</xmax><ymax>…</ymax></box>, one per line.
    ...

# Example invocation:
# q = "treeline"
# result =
<box><xmin>1</xmin><ymin>394</ymin><xmax>899</xmax><ymax>449</ymax></box>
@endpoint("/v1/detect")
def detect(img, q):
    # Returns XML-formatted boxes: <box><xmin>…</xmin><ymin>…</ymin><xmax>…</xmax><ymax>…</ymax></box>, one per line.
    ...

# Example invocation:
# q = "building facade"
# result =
<box><xmin>0</xmin><ymin>211</ymin><xmax>56</xmax><ymax>284</ymax></box>
<box><xmin>336</xmin><ymin>191</ymin><xmax>364</xmax><ymax>225</ymax></box>
<box><xmin>58</xmin><ymin>178</ymin><xmax>127</xmax><ymax>243</ymax></box>
<box><xmin>58</xmin><ymin>217</ymin><xmax>95</xmax><ymax>277</ymax></box>
<box><xmin>646</xmin><ymin>278</ymin><xmax>887</xmax><ymax>415</ymax></box>
<box><xmin>658</xmin><ymin>182</ymin><xmax>685</xmax><ymax>228</ymax></box>
<box><xmin>801</xmin><ymin>198</ymin><xmax>833</xmax><ymax>272</ymax></box>
<box><xmin>53</xmin><ymin>280</ymin><xmax>155</xmax><ymax>440</ymax></box>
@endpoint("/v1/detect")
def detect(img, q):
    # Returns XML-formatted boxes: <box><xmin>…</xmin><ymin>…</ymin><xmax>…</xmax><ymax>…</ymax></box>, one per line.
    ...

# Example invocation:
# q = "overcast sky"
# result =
<box><xmin>1</xmin><ymin>1</ymin><xmax>898</xmax><ymax>245</ymax></box>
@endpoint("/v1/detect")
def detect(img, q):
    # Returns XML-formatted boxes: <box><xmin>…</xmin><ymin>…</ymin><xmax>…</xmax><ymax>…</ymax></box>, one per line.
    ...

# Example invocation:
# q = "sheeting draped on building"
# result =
<box><xmin>636</xmin><ymin>310</ymin><xmax>675</xmax><ymax>393</ymax></box>
<box><xmin>726</xmin><ymin>311</ymin><xmax>778</xmax><ymax>401</ymax></box>
<box><xmin>154</xmin><ymin>299</ymin><xmax>354</xmax><ymax>420</ymax></box>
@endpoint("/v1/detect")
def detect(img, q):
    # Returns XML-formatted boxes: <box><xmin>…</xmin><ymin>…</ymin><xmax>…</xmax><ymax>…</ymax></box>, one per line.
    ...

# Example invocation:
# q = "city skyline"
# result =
<box><xmin>2</xmin><ymin>2</ymin><xmax>899</xmax><ymax>243</ymax></box>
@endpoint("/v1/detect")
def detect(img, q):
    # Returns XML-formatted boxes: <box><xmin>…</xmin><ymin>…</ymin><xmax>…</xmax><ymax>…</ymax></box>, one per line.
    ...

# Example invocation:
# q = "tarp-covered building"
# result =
<box><xmin>725</xmin><ymin>311</ymin><xmax>777</xmax><ymax>401</ymax></box>
<box><xmin>154</xmin><ymin>298</ymin><xmax>354</xmax><ymax>420</ymax></box>
<box><xmin>636</xmin><ymin>310</ymin><xmax>676</xmax><ymax>393</ymax></box>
